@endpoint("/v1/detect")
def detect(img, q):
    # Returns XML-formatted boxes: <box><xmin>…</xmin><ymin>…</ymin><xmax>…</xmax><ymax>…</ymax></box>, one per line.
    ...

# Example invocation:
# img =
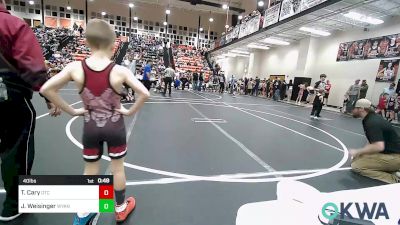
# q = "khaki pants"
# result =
<box><xmin>351</xmin><ymin>153</ymin><xmax>400</xmax><ymax>184</ymax></box>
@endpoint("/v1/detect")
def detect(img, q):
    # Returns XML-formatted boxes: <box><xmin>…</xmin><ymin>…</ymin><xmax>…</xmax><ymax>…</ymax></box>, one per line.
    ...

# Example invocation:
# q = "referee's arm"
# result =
<box><xmin>6</xmin><ymin>16</ymin><xmax>60</xmax><ymax>115</ymax></box>
<box><xmin>10</xmin><ymin>20</ymin><xmax>47</xmax><ymax>91</ymax></box>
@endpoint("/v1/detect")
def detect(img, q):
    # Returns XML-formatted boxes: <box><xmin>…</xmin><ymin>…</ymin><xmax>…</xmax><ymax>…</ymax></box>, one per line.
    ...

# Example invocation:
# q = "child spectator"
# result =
<box><xmin>296</xmin><ymin>83</ymin><xmax>306</xmax><ymax>105</ymax></box>
<box><xmin>261</xmin><ymin>80</ymin><xmax>267</xmax><ymax>96</ymax></box>
<box><xmin>310</xmin><ymin>89</ymin><xmax>324</xmax><ymax>119</ymax></box>
<box><xmin>174</xmin><ymin>78</ymin><xmax>181</xmax><ymax>89</ymax></box>
<box><xmin>376</xmin><ymin>93</ymin><xmax>388</xmax><ymax>117</ymax></box>
<box><xmin>306</xmin><ymin>85</ymin><xmax>315</xmax><ymax>104</ymax></box>
<box><xmin>324</xmin><ymin>80</ymin><xmax>332</xmax><ymax>105</ymax></box>
<box><xmin>387</xmin><ymin>94</ymin><xmax>396</xmax><ymax>122</ymax></box>
<box><xmin>246</xmin><ymin>78</ymin><xmax>253</xmax><ymax>95</ymax></box>
<box><xmin>340</xmin><ymin>94</ymin><xmax>349</xmax><ymax>113</ymax></box>
<box><xmin>286</xmin><ymin>80</ymin><xmax>293</xmax><ymax>101</ymax></box>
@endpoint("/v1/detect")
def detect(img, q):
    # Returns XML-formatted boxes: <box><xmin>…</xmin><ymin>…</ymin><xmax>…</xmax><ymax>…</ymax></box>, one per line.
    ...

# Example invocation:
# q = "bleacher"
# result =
<box><xmin>33</xmin><ymin>27</ymin><xmax>74</xmax><ymax>59</ymax></box>
<box><xmin>35</xmin><ymin>26</ymin><xmax>213</xmax><ymax>81</ymax></box>
<box><xmin>72</xmin><ymin>37</ymin><xmax>123</xmax><ymax>61</ymax></box>
<box><xmin>125</xmin><ymin>34</ymin><xmax>163</xmax><ymax>75</ymax></box>
<box><xmin>174</xmin><ymin>45</ymin><xmax>212</xmax><ymax>80</ymax></box>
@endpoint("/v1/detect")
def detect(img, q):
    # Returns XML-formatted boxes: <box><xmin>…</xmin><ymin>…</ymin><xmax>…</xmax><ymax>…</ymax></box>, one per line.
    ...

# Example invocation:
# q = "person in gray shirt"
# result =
<box><xmin>163</xmin><ymin>66</ymin><xmax>175</xmax><ymax>96</ymax></box>
<box><xmin>346</xmin><ymin>79</ymin><xmax>361</xmax><ymax>113</ymax></box>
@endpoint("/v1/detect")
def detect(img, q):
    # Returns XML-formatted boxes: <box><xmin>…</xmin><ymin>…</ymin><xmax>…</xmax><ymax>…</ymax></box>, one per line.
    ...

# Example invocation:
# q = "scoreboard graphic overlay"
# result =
<box><xmin>18</xmin><ymin>176</ymin><xmax>114</xmax><ymax>213</ymax></box>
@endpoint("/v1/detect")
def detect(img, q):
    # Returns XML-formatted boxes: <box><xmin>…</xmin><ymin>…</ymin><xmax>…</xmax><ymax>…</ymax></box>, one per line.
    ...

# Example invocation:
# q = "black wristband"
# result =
<box><xmin>39</xmin><ymin>93</ymin><xmax>50</xmax><ymax>103</ymax></box>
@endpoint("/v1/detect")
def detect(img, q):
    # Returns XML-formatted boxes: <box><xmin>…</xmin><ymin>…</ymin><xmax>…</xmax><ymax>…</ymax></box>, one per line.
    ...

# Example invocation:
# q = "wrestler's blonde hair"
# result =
<box><xmin>85</xmin><ymin>19</ymin><xmax>116</xmax><ymax>50</ymax></box>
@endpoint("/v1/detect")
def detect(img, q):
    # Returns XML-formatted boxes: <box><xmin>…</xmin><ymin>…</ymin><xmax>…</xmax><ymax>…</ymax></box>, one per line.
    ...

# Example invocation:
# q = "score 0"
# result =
<box><xmin>99</xmin><ymin>185</ymin><xmax>114</xmax><ymax>213</ymax></box>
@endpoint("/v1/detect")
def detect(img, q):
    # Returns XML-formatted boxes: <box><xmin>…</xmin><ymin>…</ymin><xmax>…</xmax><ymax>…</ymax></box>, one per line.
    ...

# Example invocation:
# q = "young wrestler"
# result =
<box><xmin>40</xmin><ymin>19</ymin><xmax>150</xmax><ymax>224</ymax></box>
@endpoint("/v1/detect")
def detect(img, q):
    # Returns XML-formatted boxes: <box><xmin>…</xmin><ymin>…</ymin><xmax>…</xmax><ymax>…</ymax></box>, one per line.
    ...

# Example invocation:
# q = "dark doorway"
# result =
<box><xmin>292</xmin><ymin>77</ymin><xmax>312</xmax><ymax>101</ymax></box>
<box><xmin>23</xmin><ymin>18</ymin><xmax>32</xmax><ymax>27</ymax></box>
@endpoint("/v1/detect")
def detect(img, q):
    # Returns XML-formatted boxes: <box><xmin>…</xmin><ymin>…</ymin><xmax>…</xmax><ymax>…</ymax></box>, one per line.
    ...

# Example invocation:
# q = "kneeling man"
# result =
<box><xmin>350</xmin><ymin>99</ymin><xmax>400</xmax><ymax>184</ymax></box>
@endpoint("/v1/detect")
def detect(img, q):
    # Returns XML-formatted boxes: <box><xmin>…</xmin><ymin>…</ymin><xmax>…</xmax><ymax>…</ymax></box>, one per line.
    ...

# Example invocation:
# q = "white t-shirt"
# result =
<box><xmin>164</xmin><ymin>68</ymin><xmax>175</xmax><ymax>78</ymax></box>
<box><xmin>316</xmin><ymin>81</ymin><xmax>326</xmax><ymax>90</ymax></box>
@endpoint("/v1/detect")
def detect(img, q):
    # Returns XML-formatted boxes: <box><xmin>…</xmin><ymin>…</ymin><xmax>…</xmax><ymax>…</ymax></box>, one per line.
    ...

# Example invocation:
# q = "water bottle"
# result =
<box><xmin>0</xmin><ymin>77</ymin><xmax>8</xmax><ymax>101</ymax></box>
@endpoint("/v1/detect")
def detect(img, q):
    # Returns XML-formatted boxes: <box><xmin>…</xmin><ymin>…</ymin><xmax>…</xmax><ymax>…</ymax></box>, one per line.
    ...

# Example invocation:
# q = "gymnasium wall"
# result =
<box><xmin>218</xmin><ymin>56</ymin><xmax>250</xmax><ymax>78</ymax></box>
<box><xmin>258</xmin><ymin>44</ymin><xmax>300</xmax><ymax>81</ymax></box>
<box><xmin>215</xmin><ymin>44</ymin><xmax>300</xmax><ymax>80</ymax></box>
<box><xmin>306</xmin><ymin>16</ymin><xmax>400</xmax><ymax>107</ymax></box>
<box><xmin>10</xmin><ymin>10</ymin><xmax>42</xmax><ymax>22</ymax></box>
<box><xmin>216</xmin><ymin>16</ymin><xmax>400</xmax><ymax>107</ymax></box>
<box><xmin>5</xmin><ymin>0</ymin><xmax>42</xmax><ymax>26</ymax></box>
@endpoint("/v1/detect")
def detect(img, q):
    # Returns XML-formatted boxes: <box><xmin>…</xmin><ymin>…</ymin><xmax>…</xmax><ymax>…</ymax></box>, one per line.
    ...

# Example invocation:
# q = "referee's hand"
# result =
<box><xmin>46</xmin><ymin>102</ymin><xmax>62</xmax><ymax>117</ymax></box>
<box><xmin>72</xmin><ymin>107</ymin><xmax>88</xmax><ymax>116</ymax></box>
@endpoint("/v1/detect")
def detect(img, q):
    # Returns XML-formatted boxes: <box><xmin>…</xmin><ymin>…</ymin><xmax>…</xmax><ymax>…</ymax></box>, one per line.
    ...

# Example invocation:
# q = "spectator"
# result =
<box><xmin>387</xmin><ymin>94</ymin><xmax>396</xmax><ymax>122</ymax></box>
<box><xmin>310</xmin><ymin>89</ymin><xmax>325</xmax><ymax>119</ymax></box>
<box><xmin>324</xmin><ymin>80</ymin><xmax>332</xmax><ymax>105</ymax></box>
<box><xmin>345</xmin><ymin>79</ymin><xmax>361</xmax><ymax>113</ymax></box>
<box><xmin>383</xmin><ymin>82</ymin><xmax>396</xmax><ymax>97</ymax></box>
<box><xmin>163</xmin><ymin>66</ymin><xmax>175</xmax><ymax>96</ymax></box>
<box><xmin>174</xmin><ymin>77</ymin><xmax>181</xmax><ymax>89</ymax></box>
<box><xmin>78</xmin><ymin>25</ymin><xmax>84</xmax><ymax>36</ymax></box>
<box><xmin>314</xmin><ymin>74</ymin><xmax>327</xmax><ymax>91</ymax></box>
<box><xmin>254</xmin><ymin>76</ymin><xmax>260</xmax><ymax>96</ymax></box>
<box><xmin>286</xmin><ymin>79</ymin><xmax>293</xmax><ymax>101</ymax></box>
<box><xmin>359</xmin><ymin>80</ymin><xmax>369</xmax><ymax>99</ymax></box>
<box><xmin>192</xmin><ymin>70</ymin><xmax>199</xmax><ymax>91</ymax></box>
<box><xmin>306</xmin><ymin>85</ymin><xmax>315</xmax><ymax>104</ymax></box>
<box><xmin>198</xmin><ymin>72</ymin><xmax>204</xmax><ymax>91</ymax></box>
<box><xmin>244</xmin><ymin>77</ymin><xmax>249</xmax><ymax>95</ymax></box>
<box><xmin>211</xmin><ymin>74</ymin><xmax>219</xmax><ymax>92</ymax></box>
<box><xmin>314</xmin><ymin>74</ymin><xmax>327</xmax><ymax>103</ymax></box>
<box><xmin>229</xmin><ymin>75</ymin><xmax>236</xmax><ymax>94</ymax></box>
<box><xmin>180</xmin><ymin>73</ymin><xmax>188</xmax><ymax>90</ymax></box>
<box><xmin>266</xmin><ymin>79</ymin><xmax>271</xmax><ymax>98</ymax></box>
<box><xmin>261</xmin><ymin>79</ymin><xmax>267</xmax><ymax>96</ymax></box>
<box><xmin>280</xmin><ymin>80</ymin><xmax>287</xmax><ymax>100</ymax></box>
<box><xmin>247</xmin><ymin>78</ymin><xmax>254</xmax><ymax>96</ymax></box>
<box><xmin>273</xmin><ymin>78</ymin><xmax>281</xmax><ymax>101</ymax></box>
<box><xmin>143</xmin><ymin>60</ymin><xmax>152</xmax><ymax>90</ymax></box>
<box><xmin>296</xmin><ymin>83</ymin><xmax>306</xmax><ymax>105</ymax></box>
<box><xmin>376</xmin><ymin>93</ymin><xmax>388</xmax><ymax>117</ymax></box>
<box><xmin>219</xmin><ymin>74</ymin><xmax>225</xmax><ymax>93</ymax></box>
